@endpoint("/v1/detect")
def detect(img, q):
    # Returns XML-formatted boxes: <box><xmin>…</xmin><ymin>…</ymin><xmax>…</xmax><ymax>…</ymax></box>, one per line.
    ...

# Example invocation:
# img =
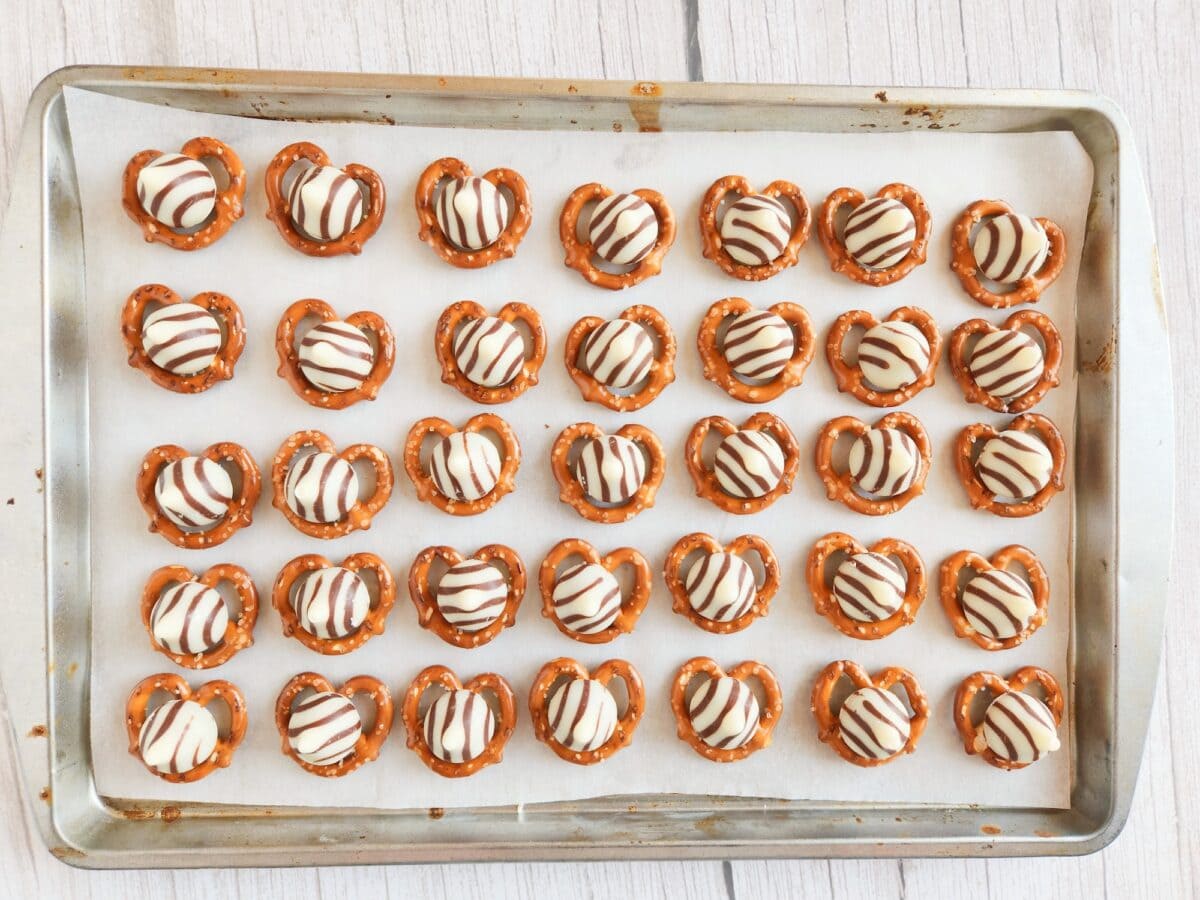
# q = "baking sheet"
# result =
<box><xmin>67</xmin><ymin>87</ymin><xmax>1087</xmax><ymax>810</ymax></box>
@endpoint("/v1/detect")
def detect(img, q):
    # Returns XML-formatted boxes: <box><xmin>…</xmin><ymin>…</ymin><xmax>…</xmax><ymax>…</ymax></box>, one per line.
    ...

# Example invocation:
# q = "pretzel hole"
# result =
<box><xmin>348</xmin><ymin>456</ymin><xmax>379</xmax><ymax>503</ymax></box>
<box><xmin>209</xmin><ymin>579</ymin><xmax>245</xmax><ymax>622</ymax></box>
<box><xmin>831</xmin><ymin>202</ymin><xmax>857</xmax><ymax>246</ymax></box>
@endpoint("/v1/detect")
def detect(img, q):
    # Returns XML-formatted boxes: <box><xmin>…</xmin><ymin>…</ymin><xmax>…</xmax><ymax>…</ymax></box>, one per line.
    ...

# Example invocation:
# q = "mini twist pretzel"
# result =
<box><xmin>435</xmin><ymin>301</ymin><xmax>546</xmax><ymax>404</ymax></box>
<box><xmin>949</xmin><ymin>311</ymin><xmax>1063</xmax><ymax>413</ymax></box>
<box><xmin>697</xmin><ymin>298</ymin><xmax>816</xmax><ymax>403</ymax></box>
<box><xmin>539</xmin><ymin>539</ymin><xmax>652</xmax><ymax>643</ymax></box>
<box><xmin>810</xmin><ymin>660</ymin><xmax>929</xmax><ymax>767</ymax></box>
<box><xmin>275</xmin><ymin>298</ymin><xmax>396</xmax><ymax>409</ymax></box>
<box><xmin>136</xmin><ymin>442</ymin><xmax>261</xmax><ymax>549</ymax></box>
<box><xmin>684</xmin><ymin>413</ymin><xmax>800</xmax><ymax>514</ymax></box>
<box><xmin>805</xmin><ymin>533</ymin><xmax>926</xmax><ymax>639</ymax></box>
<box><xmin>953</xmin><ymin>666</ymin><xmax>1064</xmax><ymax>770</ymax></box>
<box><xmin>415</xmin><ymin>157</ymin><xmax>532</xmax><ymax>268</ymax></box>
<box><xmin>698</xmin><ymin>175</ymin><xmax>812</xmax><ymax>280</ymax></box>
<box><xmin>121</xmin><ymin>283</ymin><xmax>246</xmax><ymax>393</ymax></box>
<box><xmin>529</xmin><ymin>658</ymin><xmax>645</xmax><ymax>765</ymax></box>
<box><xmin>817</xmin><ymin>183</ymin><xmax>931</xmax><ymax>286</ymax></box>
<box><xmin>670</xmin><ymin>657</ymin><xmax>783</xmax><ymax>763</ymax></box>
<box><xmin>122</xmin><ymin>136</ymin><xmax>246</xmax><ymax>251</ymax></box>
<box><xmin>551</xmin><ymin>422</ymin><xmax>666</xmax><ymax>524</ymax></box>
<box><xmin>408</xmin><ymin>544</ymin><xmax>526</xmax><ymax>648</ymax></box>
<box><xmin>954</xmin><ymin>413</ymin><xmax>1066</xmax><ymax>517</ymax></box>
<box><xmin>264</xmin><ymin>141</ymin><xmax>385</xmax><ymax>257</ymax></box>
<box><xmin>125</xmin><ymin>673</ymin><xmax>247</xmax><ymax>783</ymax></box>
<box><xmin>274</xmin><ymin>672</ymin><xmax>393</xmax><ymax>778</ymax></box>
<box><xmin>271</xmin><ymin>430</ymin><xmax>394</xmax><ymax>538</ymax></box>
<box><xmin>563</xmin><ymin>305</ymin><xmax>676</xmax><ymax>411</ymax></box>
<box><xmin>663</xmin><ymin>533</ymin><xmax>779</xmax><ymax>634</ymax></box>
<box><xmin>825</xmin><ymin>306</ymin><xmax>941</xmax><ymax>407</ymax></box>
<box><xmin>272</xmin><ymin>552</ymin><xmax>397</xmax><ymax>655</ymax></box>
<box><xmin>404</xmin><ymin>414</ymin><xmax>521</xmax><ymax>515</ymax></box>
<box><xmin>402</xmin><ymin>666</ymin><xmax>517</xmax><ymax>778</ymax></box>
<box><xmin>950</xmin><ymin>200</ymin><xmax>1066</xmax><ymax>308</ymax></box>
<box><xmin>559</xmin><ymin>183</ymin><xmax>676</xmax><ymax>289</ymax></box>
<box><xmin>814</xmin><ymin>412</ymin><xmax>931</xmax><ymax>516</ymax></box>
<box><xmin>140</xmin><ymin>564</ymin><xmax>258</xmax><ymax>668</ymax></box>
<box><xmin>940</xmin><ymin>546</ymin><xmax>1050</xmax><ymax>650</ymax></box>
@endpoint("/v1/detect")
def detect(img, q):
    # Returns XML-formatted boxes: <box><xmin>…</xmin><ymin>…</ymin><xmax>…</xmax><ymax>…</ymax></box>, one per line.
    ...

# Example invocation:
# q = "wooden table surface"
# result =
<box><xmin>0</xmin><ymin>1</ymin><xmax>1193</xmax><ymax>896</ymax></box>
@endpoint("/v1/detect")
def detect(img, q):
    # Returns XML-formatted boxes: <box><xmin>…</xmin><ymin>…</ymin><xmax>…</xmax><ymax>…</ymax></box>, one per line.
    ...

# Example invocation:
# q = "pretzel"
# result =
<box><xmin>403</xmin><ymin>414</ymin><xmax>521</xmax><ymax>515</ymax></box>
<box><xmin>408</xmin><ymin>544</ymin><xmax>526</xmax><ymax>648</ymax></box>
<box><xmin>141</xmin><ymin>564</ymin><xmax>258</xmax><ymax>668</ymax></box>
<box><xmin>271</xmin><ymin>430</ymin><xmax>393</xmax><ymax>538</ymax></box>
<box><xmin>940</xmin><ymin>546</ymin><xmax>1050</xmax><ymax>650</ymax></box>
<box><xmin>264</xmin><ymin>141</ymin><xmax>385</xmax><ymax>257</ymax></box>
<box><xmin>698</xmin><ymin>175</ymin><xmax>811</xmax><ymax>280</ymax></box>
<box><xmin>136</xmin><ymin>442</ymin><xmax>260</xmax><ymax>549</ymax></box>
<box><xmin>817</xmin><ymin>183</ymin><xmax>931</xmax><ymax>286</ymax></box>
<box><xmin>814</xmin><ymin>412</ymin><xmax>931</xmax><ymax>516</ymax></box>
<box><xmin>275</xmin><ymin>298</ymin><xmax>396</xmax><ymax>409</ymax></box>
<box><xmin>670</xmin><ymin>657</ymin><xmax>782</xmax><ymax>763</ymax></box>
<box><xmin>950</xmin><ymin>200</ymin><xmax>1066</xmax><ymax>308</ymax></box>
<box><xmin>125</xmin><ymin>673</ymin><xmax>247</xmax><ymax>783</ymax></box>
<box><xmin>825</xmin><ymin>306</ymin><xmax>941</xmax><ymax>407</ymax></box>
<box><xmin>663</xmin><ymin>533</ymin><xmax>779</xmax><ymax>634</ymax></box>
<box><xmin>539</xmin><ymin>539</ymin><xmax>652</xmax><ymax>643</ymax></box>
<box><xmin>949</xmin><ymin>311</ymin><xmax>1063</xmax><ymax>412</ymax></box>
<box><xmin>529</xmin><ymin>658</ymin><xmax>644</xmax><ymax>765</ymax></box>
<box><xmin>696</xmin><ymin>298</ymin><xmax>815</xmax><ymax>403</ymax></box>
<box><xmin>274</xmin><ymin>673</ymin><xmax>393</xmax><ymax>777</ymax></box>
<box><xmin>559</xmin><ymin>183</ymin><xmax>676</xmax><ymax>289</ymax></box>
<box><xmin>120</xmin><ymin>283</ymin><xmax>245</xmax><ymax>393</ymax></box>
<box><xmin>434</xmin><ymin>301</ymin><xmax>546</xmax><ymax>404</ymax></box>
<box><xmin>684</xmin><ymin>413</ymin><xmax>800</xmax><ymax>514</ymax></box>
<box><xmin>415</xmin><ymin>157</ymin><xmax>532</xmax><ymax>268</ymax></box>
<box><xmin>272</xmin><ymin>552</ymin><xmax>396</xmax><ymax>655</ymax></box>
<box><xmin>563</xmin><ymin>305</ymin><xmax>677</xmax><ymax>411</ymax></box>
<box><xmin>953</xmin><ymin>666</ymin><xmax>1064</xmax><ymax>770</ymax></box>
<box><xmin>805</xmin><ymin>532</ymin><xmax>925</xmax><ymax>639</ymax></box>
<box><xmin>550</xmin><ymin>423</ymin><xmax>665</xmax><ymax>523</ymax></box>
<box><xmin>954</xmin><ymin>413</ymin><xmax>1066</xmax><ymax>517</ymax></box>
<box><xmin>810</xmin><ymin>660</ymin><xmax>929</xmax><ymax>767</ymax></box>
<box><xmin>122</xmin><ymin>137</ymin><xmax>246</xmax><ymax>251</ymax></box>
<box><xmin>402</xmin><ymin>665</ymin><xmax>517</xmax><ymax>778</ymax></box>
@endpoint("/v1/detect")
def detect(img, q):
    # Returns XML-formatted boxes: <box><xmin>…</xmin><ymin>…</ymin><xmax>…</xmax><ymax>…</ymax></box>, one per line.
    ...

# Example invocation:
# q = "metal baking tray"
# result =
<box><xmin>0</xmin><ymin>66</ymin><xmax>1173</xmax><ymax>866</ymax></box>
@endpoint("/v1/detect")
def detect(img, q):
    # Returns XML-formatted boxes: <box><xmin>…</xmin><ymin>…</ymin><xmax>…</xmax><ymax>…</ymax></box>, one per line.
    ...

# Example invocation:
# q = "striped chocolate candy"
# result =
<box><xmin>551</xmin><ymin>563</ymin><xmax>622</xmax><ymax>634</ymax></box>
<box><xmin>580</xmin><ymin>320</ymin><xmax>655</xmax><ymax>389</ymax></box>
<box><xmin>150</xmin><ymin>581</ymin><xmax>229</xmax><ymax>655</ymax></box>
<box><xmin>453</xmin><ymin>317</ymin><xmax>525</xmax><ymax>388</ymax></box>
<box><xmin>141</xmin><ymin>303</ymin><xmax>222</xmax><ymax>375</ymax></box>
<box><xmin>293</xmin><ymin>566</ymin><xmax>370</xmax><ymax>639</ymax></box>
<box><xmin>713</xmin><ymin>431</ymin><xmax>785</xmax><ymax>499</ymax></box>
<box><xmin>588</xmin><ymin>193</ymin><xmax>659</xmax><ymax>266</ymax></box>
<box><xmin>137</xmin><ymin>153</ymin><xmax>218</xmax><ymax>230</ymax></box>
<box><xmin>430</xmin><ymin>432</ymin><xmax>501</xmax><ymax>502</ymax></box>
<box><xmin>838</xmin><ymin>687</ymin><xmax>911</xmax><ymax>760</ymax></box>
<box><xmin>719</xmin><ymin>194</ymin><xmax>792</xmax><ymax>266</ymax></box>
<box><xmin>435</xmin><ymin>559</ymin><xmax>508</xmax><ymax>632</ymax></box>
<box><xmin>284</xmin><ymin>451</ymin><xmax>360</xmax><ymax>524</ymax></box>
<box><xmin>832</xmin><ymin>552</ymin><xmax>906</xmax><ymax>623</ymax></box>
<box><xmin>858</xmin><ymin>321</ymin><xmax>931</xmax><ymax>391</ymax></box>
<box><xmin>981</xmin><ymin>690</ymin><xmax>1060</xmax><ymax>764</ymax></box>
<box><xmin>972</xmin><ymin>214</ymin><xmax>1050</xmax><ymax>284</ymax></box>
<box><xmin>843</xmin><ymin>198</ymin><xmax>917</xmax><ymax>270</ymax></box>
<box><xmin>547</xmin><ymin>678</ymin><xmax>618</xmax><ymax>752</ymax></box>
<box><xmin>437</xmin><ymin>176</ymin><xmax>510</xmax><ymax>251</ymax></box>
<box><xmin>424</xmin><ymin>689</ymin><xmax>496</xmax><ymax>764</ymax></box>
<box><xmin>287</xmin><ymin>691</ymin><xmax>362</xmax><ymax>766</ymax></box>
<box><xmin>684</xmin><ymin>552</ymin><xmax>757</xmax><ymax>623</ymax></box>
<box><xmin>138</xmin><ymin>699</ymin><xmax>219</xmax><ymax>775</ymax></box>
<box><xmin>287</xmin><ymin>165</ymin><xmax>364</xmax><ymax>242</ymax></box>
<box><xmin>968</xmin><ymin>330</ymin><xmax>1045</xmax><ymax>400</ymax></box>
<box><xmin>154</xmin><ymin>456</ymin><xmax>234</xmax><ymax>530</ymax></box>
<box><xmin>575</xmin><ymin>435</ymin><xmax>647</xmax><ymax>505</ymax></box>
<box><xmin>721</xmin><ymin>311</ymin><xmax>795</xmax><ymax>381</ymax></box>
<box><xmin>847</xmin><ymin>428</ymin><xmax>921</xmax><ymax>498</ymax></box>
<box><xmin>975</xmin><ymin>432</ymin><xmax>1053</xmax><ymax>499</ymax></box>
<box><xmin>298</xmin><ymin>321</ymin><xmax>375</xmax><ymax>393</ymax></box>
<box><xmin>961</xmin><ymin>569</ymin><xmax>1037</xmax><ymax>640</ymax></box>
<box><xmin>688</xmin><ymin>675</ymin><xmax>760</xmax><ymax>750</ymax></box>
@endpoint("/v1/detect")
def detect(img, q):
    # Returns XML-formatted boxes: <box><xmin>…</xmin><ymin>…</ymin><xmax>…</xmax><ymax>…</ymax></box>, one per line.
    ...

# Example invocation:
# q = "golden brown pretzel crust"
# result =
<box><xmin>825</xmin><ymin>306</ymin><xmax>942</xmax><ymax>407</ymax></box>
<box><xmin>814</xmin><ymin>412</ymin><xmax>931</xmax><ymax>516</ymax></box>
<box><xmin>121</xmin><ymin>283</ymin><xmax>245</xmax><ymax>393</ymax></box>
<box><xmin>136</xmin><ymin>442</ymin><xmax>261</xmax><ymax>549</ymax></box>
<box><xmin>948</xmin><ymin>310</ymin><xmax>1063</xmax><ymax>412</ymax></box>
<box><xmin>953</xmin><ymin>666</ymin><xmax>1064</xmax><ymax>770</ymax></box>
<box><xmin>272</xmin><ymin>552</ymin><xmax>397</xmax><ymax>655</ymax></box>
<box><xmin>953</xmin><ymin>413</ymin><xmax>1066</xmax><ymax>517</ymax></box>
<box><xmin>140</xmin><ymin>564</ymin><xmax>258</xmax><ymax>668</ymax></box>
<box><xmin>125</xmin><ymin>673</ymin><xmax>247</xmax><ymax>783</ymax></box>
<box><xmin>275</xmin><ymin>298</ymin><xmax>396</xmax><ymax>409</ymax></box>
<box><xmin>539</xmin><ymin>539</ymin><xmax>652</xmax><ymax>643</ymax></box>
<box><xmin>434</xmin><ymin>301</ymin><xmax>546</xmax><ymax>404</ymax></box>
<box><xmin>663</xmin><ymin>533</ymin><xmax>779</xmax><ymax>634</ymax></box>
<box><xmin>698</xmin><ymin>176</ymin><xmax>812</xmax><ymax>280</ymax></box>
<box><xmin>940</xmin><ymin>545</ymin><xmax>1050</xmax><ymax>650</ymax></box>
<box><xmin>528</xmin><ymin>658</ymin><xmax>645</xmax><ymax>765</ymax></box>
<box><xmin>403</xmin><ymin>414</ymin><xmax>521</xmax><ymax>515</ymax></box>
<box><xmin>264</xmin><ymin>141</ymin><xmax>385</xmax><ymax>257</ymax></box>
<box><xmin>550</xmin><ymin>423</ymin><xmax>666</xmax><ymax>523</ymax></box>
<box><xmin>415</xmin><ymin>157</ymin><xmax>532</xmax><ymax>268</ymax></box>
<box><xmin>670</xmin><ymin>657</ymin><xmax>783</xmax><ymax>763</ymax></box>
<box><xmin>950</xmin><ymin>200</ymin><xmax>1066</xmax><ymax>308</ymax></box>
<box><xmin>563</xmin><ymin>305</ymin><xmax>677</xmax><ymax>411</ymax></box>
<box><xmin>408</xmin><ymin>544</ymin><xmax>526</xmax><ymax>648</ymax></box>
<box><xmin>804</xmin><ymin>532</ymin><xmax>926</xmax><ymax>640</ymax></box>
<box><xmin>274</xmin><ymin>672</ymin><xmax>393</xmax><ymax>777</ymax></box>
<box><xmin>559</xmin><ymin>183</ymin><xmax>677</xmax><ymax>289</ymax></box>
<box><xmin>696</xmin><ymin>298</ymin><xmax>815</xmax><ymax>403</ymax></box>
<box><xmin>122</xmin><ymin>137</ymin><xmax>246</xmax><ymax>251</ymax></box>
<box><xmin>810</xmin><ymin>660</ymin><xmax>929</xmax><ymax>767</ymax></box>
<box><xmin>684</xmin><ymin>413</ymin><xmax>800</xmax><ymax>514</ymax></box>
<box><xmin>402</xmin><ymin>666</ymin><xmax>517</xmax><ymax>778</ymax></box>
<box><xmin>817</xmin><ymin>184</ymin><xmax>931</xmax><ymax>286</ymax></box>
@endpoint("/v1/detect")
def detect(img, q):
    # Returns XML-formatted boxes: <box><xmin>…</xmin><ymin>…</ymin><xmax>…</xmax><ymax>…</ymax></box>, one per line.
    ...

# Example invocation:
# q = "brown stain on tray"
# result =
<box><xmin>1080</xmin><ymin>327</ymin><xmax>1116</xmax><ymax>374</ymax></box>
<box><xmin>27</xmin><ymin>724</ymin><xmax>46</xmax><ymax>738</ymax></box>
<box><xmin>629</xmin><ymin>82</ymin><xmax>663</xmax><ymax>133</ymax></box>
<box><xmin>981</xmin><ymin>824</ymin><xmax>1002</xmax><ymax>835</ymax></box>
